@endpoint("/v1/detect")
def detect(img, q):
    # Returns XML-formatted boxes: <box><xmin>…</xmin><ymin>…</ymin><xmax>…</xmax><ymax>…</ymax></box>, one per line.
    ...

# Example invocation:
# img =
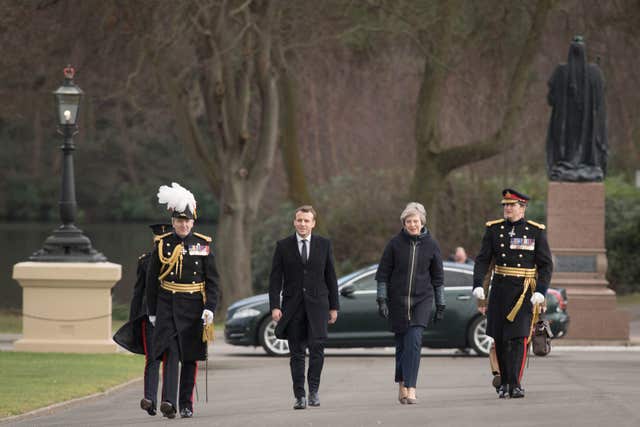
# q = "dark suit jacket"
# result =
<box><xmin>269</xmin><ymin>234</ymin><xmax>339</xmax><ymax>340</ymax></box>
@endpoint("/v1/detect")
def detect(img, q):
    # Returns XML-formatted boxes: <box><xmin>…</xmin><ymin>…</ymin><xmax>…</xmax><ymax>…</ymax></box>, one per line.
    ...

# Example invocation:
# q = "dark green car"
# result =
<box><xmin>224</xmin><ymin>262</ymin><xmax>569</xmax><ymax>356</ymax></box>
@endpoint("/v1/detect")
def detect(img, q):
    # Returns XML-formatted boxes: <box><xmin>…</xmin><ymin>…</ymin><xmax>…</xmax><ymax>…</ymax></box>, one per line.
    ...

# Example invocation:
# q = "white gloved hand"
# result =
<box><xmin>472</xmin><ymin>287</ymin><xmax>485</xmax><ymax>300</ymax></box>
<box><xmin>530</xmin><ymin>292</ymin><xmax>545</xmax><ymax>305</ymax></box>
<box><xmin>148</xmin><ymin>315</ymin><xmax>156</xmax><ymax>327</ymax></box>
<box><xmin>201</xmin><ymin>309</ymin><xmax>214</xmax><ymax>325</ymax></box>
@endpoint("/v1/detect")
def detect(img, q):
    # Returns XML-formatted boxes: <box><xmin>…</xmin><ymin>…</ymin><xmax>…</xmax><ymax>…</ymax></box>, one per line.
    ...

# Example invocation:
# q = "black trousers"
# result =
<box><xmin>287</xmin><ymin>305</ymin><xmax>325</xmax><ymax>398</ymax></box>
<box><xmin>161</xmin><ymin>335</ymin><xmax>198</xmax><ymax>411</ymax></box>
<box><xmin>142</xmin><ymin>319</ymin><xmax>161</xmax><ymax>404</ymax></box>
<box><xmin>495</xmin><ymin>337</ymin><xmax>527</xmax><ymax>388</ymax></box>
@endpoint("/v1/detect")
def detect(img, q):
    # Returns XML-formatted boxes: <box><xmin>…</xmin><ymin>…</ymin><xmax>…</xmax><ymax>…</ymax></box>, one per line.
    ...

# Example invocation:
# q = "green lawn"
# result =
<box><xmin>617</xmin><ymin>292</ymin><xmax>640</xmax><ymax>306</ymax></box>
<box><xmin>0</xmin><ymin>352</ymin><xmax>144</xmax><ymax>418</ymax></box>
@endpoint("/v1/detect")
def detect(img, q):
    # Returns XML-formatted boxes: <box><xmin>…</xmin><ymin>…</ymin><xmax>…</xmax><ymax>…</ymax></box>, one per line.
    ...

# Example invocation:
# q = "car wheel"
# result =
<box><xmin>258</xmin><ymin>317</ymin><xmax>290</xmax><ymax>356</ymax></box>
<box><xmin>467</xmin><ymin>316</ymin><xmax>492</xmax><ymax>357</ymax></box>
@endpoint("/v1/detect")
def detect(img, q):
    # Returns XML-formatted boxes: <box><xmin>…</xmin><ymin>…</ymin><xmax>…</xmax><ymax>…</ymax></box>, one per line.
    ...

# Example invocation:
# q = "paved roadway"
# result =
<box><xmin>3</xmin><ymin>340</ymin><xmax>640</xmax><ymax>427</ymax></box>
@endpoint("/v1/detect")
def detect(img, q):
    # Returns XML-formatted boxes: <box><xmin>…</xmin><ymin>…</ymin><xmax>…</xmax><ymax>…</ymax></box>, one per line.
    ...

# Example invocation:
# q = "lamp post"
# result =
<box><xmin>30</xmin><ymin>66</ymin><xmax>106</xmax><ymax>262</ymax></box>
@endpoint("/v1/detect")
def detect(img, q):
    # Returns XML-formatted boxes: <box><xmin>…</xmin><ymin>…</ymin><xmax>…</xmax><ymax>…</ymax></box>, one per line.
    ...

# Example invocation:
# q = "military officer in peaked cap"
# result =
<box><xmin>146</xmin><ymin>183</ymin><xmax>219</xmax><ymax>419</ymax></box>
<box><xmin>472</xmin><ymin>189</ymin><xmax>553</xmax><ymax>398</ymax></box>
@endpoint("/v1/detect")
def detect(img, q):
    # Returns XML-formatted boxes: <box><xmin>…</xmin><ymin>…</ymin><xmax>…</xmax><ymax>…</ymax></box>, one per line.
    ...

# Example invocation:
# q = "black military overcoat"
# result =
<box><xmin>146</xmin><ymin>231</ymin><xmax>219</xmax><ymax>361</ymax></box>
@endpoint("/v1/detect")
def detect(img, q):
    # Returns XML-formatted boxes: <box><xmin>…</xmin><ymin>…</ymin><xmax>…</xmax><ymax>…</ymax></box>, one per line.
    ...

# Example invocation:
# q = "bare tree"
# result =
<box><xmin>410</xmin><ymin>0</ymin><xmax>557</xmax><ymax>225</ymax></box>
<box><xmin>134</xmin><ymin>0</ymin><xmax>282</xmax><ymax>308</ymax></box>
<box><xmin>344</xmin><ymin>0</ymin><xmax>557</xmax><ymax>228</ymax></box>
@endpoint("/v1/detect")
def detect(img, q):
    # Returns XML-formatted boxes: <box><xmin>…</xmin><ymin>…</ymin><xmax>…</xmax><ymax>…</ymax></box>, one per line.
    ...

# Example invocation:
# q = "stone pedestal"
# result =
<box><xmin>547</xmin><ymin>182</ymin><xmax>629</xmax><ymax>340</ymax></box>
<box><xmin>12</xmin><ymin>262</ymin><xmax>121</xmax><ymax>353</ymax></box>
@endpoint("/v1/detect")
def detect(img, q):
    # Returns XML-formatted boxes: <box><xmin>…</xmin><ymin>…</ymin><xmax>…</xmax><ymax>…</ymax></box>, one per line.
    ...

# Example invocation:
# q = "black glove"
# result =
<box><xmin>377</xmin><ymin>299</ymin><xmax>389</xmax><ymax>319</ymax></box>
<box><xmin>433</xmin><ymin>305</ymin><xmax>445</xmax><ymax>323</ymax></box>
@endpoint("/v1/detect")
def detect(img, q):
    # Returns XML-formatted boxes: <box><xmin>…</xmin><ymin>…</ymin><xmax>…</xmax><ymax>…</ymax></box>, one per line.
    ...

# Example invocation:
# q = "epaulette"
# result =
<box><xmin>153</xmin><ymin>231</ymin><xmax>172</xmax><ymax>242</ymax></box>
<box><xmin>485</xmin><ymin>219</ymin><xmax>505</xmax><ymax>227</ymax></box>
<box><xmin>193</xmin><ymin>232</ymin><xmax>212</xmax><ymax>243</ymax></box>
<box><xmin>526</xmin><ymin>220</ymin><xmax>546</xmax><ymax>230</ymax></box>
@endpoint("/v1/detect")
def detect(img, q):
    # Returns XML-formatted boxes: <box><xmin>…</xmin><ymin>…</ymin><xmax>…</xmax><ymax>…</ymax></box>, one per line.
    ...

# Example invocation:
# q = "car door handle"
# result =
<box><xmin>456</xmin><ymin>295</ymin><xmax>471</xmax><ymax>300</ymax></box>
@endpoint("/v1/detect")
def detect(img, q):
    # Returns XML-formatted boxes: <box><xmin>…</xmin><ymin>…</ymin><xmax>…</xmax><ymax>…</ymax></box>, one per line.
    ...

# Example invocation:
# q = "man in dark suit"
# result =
<box><xmin>269</xmin><ymin>205</ymin><xmax>339</xmax><ymax>410</ymax></box>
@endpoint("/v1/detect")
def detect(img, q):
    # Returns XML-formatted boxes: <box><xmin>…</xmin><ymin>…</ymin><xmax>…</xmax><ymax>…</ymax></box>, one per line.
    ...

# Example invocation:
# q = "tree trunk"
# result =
<box><xmin>215</xmin><ymin>179</ymin><xmax>254</xmax><ymax>310</ymax></box>
<box><xmin>280</xmin><ymin>71</ymin><xmax>313</xmax><ymax>206</ymax></box>
<box><xmin>410</xmin><ymin>0</ymin><xmax>458</xmax><ymax>227</ymax></box>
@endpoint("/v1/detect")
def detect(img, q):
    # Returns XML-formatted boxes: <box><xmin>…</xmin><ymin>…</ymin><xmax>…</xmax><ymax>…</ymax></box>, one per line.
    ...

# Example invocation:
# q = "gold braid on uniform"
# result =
<box><xmin>157</xmin><ymin>239</ymin><xmax>184</xmax><ymax>280</ymax></box>
<box><xmin>493</xmin><ymin>265</ymin><xmax>537</xmax><ymax>322</ymax></box>
<box><xmin>199</xmin><ymin>286</ymin><xmax>215</xmax><ymax>343</ymax></box>
<box><xmin>202</xmin><ymin>323</ymin><xmax>214</xmax><ymax>343</ymax></box>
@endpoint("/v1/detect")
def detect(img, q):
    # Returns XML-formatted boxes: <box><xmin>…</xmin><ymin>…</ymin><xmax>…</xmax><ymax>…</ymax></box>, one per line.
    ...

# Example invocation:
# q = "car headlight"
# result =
<box><xmin>231</xmin><ymin>307</ymin><xmax>261</xmax><ymax>320</ymax></box>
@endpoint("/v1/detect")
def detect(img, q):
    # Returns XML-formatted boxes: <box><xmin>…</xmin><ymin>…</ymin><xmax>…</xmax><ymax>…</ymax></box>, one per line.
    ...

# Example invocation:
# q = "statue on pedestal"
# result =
<box><xmin>546</xmin><ymin>36</ymin><xmax>608</xmax><ymax>182</ymax></box>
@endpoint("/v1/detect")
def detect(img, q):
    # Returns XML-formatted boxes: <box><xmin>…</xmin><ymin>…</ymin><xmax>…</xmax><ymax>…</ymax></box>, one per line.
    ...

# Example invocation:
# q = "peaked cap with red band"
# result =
<box><xmin>501</xmin><ymin>188</ymin><xmax>529</xmax><ymax>205</ymax></box>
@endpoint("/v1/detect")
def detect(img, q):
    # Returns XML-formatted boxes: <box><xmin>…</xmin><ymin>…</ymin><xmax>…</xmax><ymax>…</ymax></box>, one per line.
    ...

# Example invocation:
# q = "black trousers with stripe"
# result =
<box><xmin>161</xmin><ymin>335</ymin><xmax>198</xmax><ymax>411</ymax></box>
<box><xmin>495</xmin><ymin>337</ymin><xmax>527</xmax><ymax>388</ymax></box>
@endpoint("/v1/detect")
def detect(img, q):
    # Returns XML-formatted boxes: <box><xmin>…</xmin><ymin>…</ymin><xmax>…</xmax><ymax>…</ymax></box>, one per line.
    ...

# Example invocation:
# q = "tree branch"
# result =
<box><xmin>437</xmin><ymin>0</ymin><xmax>557</xmax><ymax>174</ymax></box>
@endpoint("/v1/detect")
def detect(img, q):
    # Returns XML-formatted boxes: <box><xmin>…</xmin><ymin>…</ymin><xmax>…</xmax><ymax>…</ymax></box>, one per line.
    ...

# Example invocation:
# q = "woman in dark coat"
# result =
<box><xmin>375</xmin><ymin>202</ymin><xmax>445</xmax><ymax>404</ymax></box>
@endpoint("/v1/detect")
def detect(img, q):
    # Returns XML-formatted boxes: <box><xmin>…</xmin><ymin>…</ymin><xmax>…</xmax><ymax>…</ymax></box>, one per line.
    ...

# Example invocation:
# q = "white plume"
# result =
<box><xmin>157</xmin><ymin>182</ymin><xmax>196</xmax><ymax>214</ymax></box>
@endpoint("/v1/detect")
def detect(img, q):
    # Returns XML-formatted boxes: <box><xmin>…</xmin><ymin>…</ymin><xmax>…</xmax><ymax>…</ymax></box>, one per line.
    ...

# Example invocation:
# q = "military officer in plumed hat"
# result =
<box><xmin>472</xmin><ymin>189</ymin><xmax>553</xmax><ymax>398</ymax></box>
<box><xmin>113</xmin><ymin>223</ymin><xmax>171</xmax><ymax>416</ymax></box>
<box><xmin>146</xmin><ymin>183</ymin><xmax>219</xmax><ymax>419</ymax></box>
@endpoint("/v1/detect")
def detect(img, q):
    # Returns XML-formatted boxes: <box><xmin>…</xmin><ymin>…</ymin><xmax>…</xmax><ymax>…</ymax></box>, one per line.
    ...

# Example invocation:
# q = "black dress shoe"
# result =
<box><xmin>509</xmin><ymin>385</ymin><xmax>525</xmax><ymax>398</ymax></box>
<box><xmin>160</xmin><ymin>401</ymin><xmax>177</xmax><ymax>419</ymax></box>
<box><xmin>293</xmin><ymin>396</ymin><xmax>307</xmax><ymax>410</ymax></box>
<box><xmin>497</xmin><ymin>385</ymin><xmax>509</xmax><ymax>399</ymax></box>
<box><xmin>308</xmin><ymin>392</ymin><xmax>320</xmax><ymax>407</ymax></box>
<box><xmin>140</xmin><ymin>398</ymin><xmax>156</xmax><ymax>416</ymax></box>
<box><xmin>180</xmin><ymin>407</ymin><xmax>193</xmax><ymax>418</ymax></box>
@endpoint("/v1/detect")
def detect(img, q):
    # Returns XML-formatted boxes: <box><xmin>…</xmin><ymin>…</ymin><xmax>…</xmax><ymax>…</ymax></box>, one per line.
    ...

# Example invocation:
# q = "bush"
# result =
<box><xmin>605</xmin><ymin>175</ymin><xmax>640</xmax><ymax>294</ymax></box>
<box><xmin>252</xmin><ymin>201</ymin><xmax>297</xmax><ymax>294</ymax></box>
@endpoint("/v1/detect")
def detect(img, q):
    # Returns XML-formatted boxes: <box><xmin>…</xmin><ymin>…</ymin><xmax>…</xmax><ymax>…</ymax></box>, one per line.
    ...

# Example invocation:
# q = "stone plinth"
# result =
<box><xmin>12</xmin><ymin>262</ymin><xmax>121</xmax><ymax>353</ymax></box>
<box><xmin>547</xmin><ymin>182</ymin><xmax>629</xmax><ymax>340</ymax></box>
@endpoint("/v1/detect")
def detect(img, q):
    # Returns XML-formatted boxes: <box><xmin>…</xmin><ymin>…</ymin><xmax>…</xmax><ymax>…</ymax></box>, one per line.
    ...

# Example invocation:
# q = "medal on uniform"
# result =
<box><xmin>189</xmin><ymin>243</ymin><xmax>210</xmax><ymax>256</ymax></box>
<box><xmin>508</xmin><ymin>226</ymin><xmax>516</xmax><ymax>238</ymax></box>
<box><xmin>510</xmin><ymin>237</ymin><xmax>535</xmax><ymax>250</ymax></box>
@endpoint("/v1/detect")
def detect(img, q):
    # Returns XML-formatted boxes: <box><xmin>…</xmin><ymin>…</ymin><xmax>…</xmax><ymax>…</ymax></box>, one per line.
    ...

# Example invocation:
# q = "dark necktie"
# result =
<box><xmin>301</xmin><ymin>240</ymin><xmax>308</xmax><ymax>264</ymax></box>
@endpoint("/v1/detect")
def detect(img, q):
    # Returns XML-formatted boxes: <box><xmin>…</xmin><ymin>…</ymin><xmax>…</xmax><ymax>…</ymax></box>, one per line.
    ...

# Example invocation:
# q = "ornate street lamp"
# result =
<box><xmin>30</xmin><ymin>66</ymin><xmax>106</xmax><ymax>262</ymax></box>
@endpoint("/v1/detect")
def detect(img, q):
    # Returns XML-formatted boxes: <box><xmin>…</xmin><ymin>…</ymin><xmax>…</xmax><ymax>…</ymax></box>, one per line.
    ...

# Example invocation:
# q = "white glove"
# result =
<box><xmin>201</xmin><ymin>309</ymin><xmax>214</xmax><ymax>325</ymax></box>
<box><xmin>472</xmin><ymin>287</ymin><xmax>485</xmax><ymax>300</ymax></box>
<box><xmin>530</xmin><ymin>292</ymin><xmax>545</xmax><ymax>305</ymax></box>
<box><xmin>148</xmin><ymin>315</ymin><xmax>156</xmax><ymax>327</ymax></box>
